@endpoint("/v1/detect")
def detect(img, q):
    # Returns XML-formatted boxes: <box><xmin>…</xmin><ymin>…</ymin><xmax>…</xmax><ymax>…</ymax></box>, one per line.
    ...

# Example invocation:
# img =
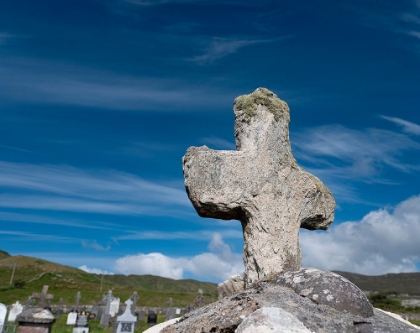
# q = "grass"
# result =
<box><xmin>0</xmin><ymin>254</ymin><xmax>218</xmax><ymax>307</ymax></box>
<box><xmin>409</xmin><ymin>319</ymin><xmax>420</xmax><ymax>327</ymax></box>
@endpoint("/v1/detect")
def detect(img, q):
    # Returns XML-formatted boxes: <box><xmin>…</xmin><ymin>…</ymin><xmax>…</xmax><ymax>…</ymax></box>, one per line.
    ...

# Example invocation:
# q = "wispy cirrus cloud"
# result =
<box><xmin>0</xmin><ymin>33</ymin><xmax>16</xmax><ymax>45</ymax></box>
<box><xmin>382</xmin><ymin>115</ymin><xmax>420</xmax><ymax>135</ymax></box>
<box><xmin>190</xmin><ymin>37</ymin><xmax>286</xmax><ymax>64</ymax></box>
<box><xmin>123</xmin><ymin>0</ymin><xmax>270</xmax><ymax>6</ymax></box>
<box><xmin>292</xmin><ymin>125</ymin><xmax>420</xmax><ymax>203</ymax></box>
<box><xmin>112</xmin><ymin>228</ymin><xmax>242</xmax><ymax>241</ymax></box>
<box><xmin>0</xmin><ymin>58</ymin><xmax>232</xmax><ymax>110</ymax></box>
<box><xmin>81</xmin><ymin>240</ymin><xmax>111</xmax><ymax>251</ymax></box>
<box><xmin>0</xmin><ymin>161</ymin><xmax>191</xmax><ymax>216</ymax></box>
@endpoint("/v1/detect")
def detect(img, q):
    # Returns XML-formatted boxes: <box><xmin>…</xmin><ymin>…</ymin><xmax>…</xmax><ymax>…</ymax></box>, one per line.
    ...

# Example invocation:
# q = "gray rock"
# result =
<box><xmin>160</xmin><ymin>270</ymin><xmax>418</xmax><ymax>333</ymax></box>
<box><xmin>183</xmin><ymin>88</ymin><xmax>336</xmax><ymax>286</ymax></box>
<box><xmin>271</xmin><ymin>268</ymin><xmax>374</xmax><ymax>318</ymax></box>
<box><xmin>235</xmin><ymin>307</ymin><xmax>314</xmax><ymax>332</ymax></box>
<box><xmin>218</xmin><ymin>274</ymin><xmax>245</xmax><ymax>299</ymax></box>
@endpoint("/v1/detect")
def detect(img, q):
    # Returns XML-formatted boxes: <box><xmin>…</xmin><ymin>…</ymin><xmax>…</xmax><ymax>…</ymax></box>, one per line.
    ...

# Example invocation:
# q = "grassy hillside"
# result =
<box><xmin>0</xmin><ymin>250</ymin><xmax>11</xmax><ymax>260</ymax></box>
<box><xmin>0</xmin><ymin>254</ymin><xmax>218</xmax><ymax>306</ymax></box>
<box><xmin>334</xmin><ymin>271</ymin><xmax>420</xmax><ymax>295</ymax></box>
<box><xmin>2</xmin><ymin>252</ymin><xmax>419</xmax><ymax>309</ymax></box>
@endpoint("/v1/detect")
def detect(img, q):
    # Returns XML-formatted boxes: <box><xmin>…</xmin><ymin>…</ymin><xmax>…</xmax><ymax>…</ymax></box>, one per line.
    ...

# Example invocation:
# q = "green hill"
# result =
<box><xmin>0</xmin><ymin>254</ymin><xmax>218</xmax><ymax>306</ymax></box>
<box><xmin>334</xmin><ymin>271</ymin><xmax>420</xmax><ymax>295</ymax></box>
<box><xmin>0</xmin><ymin>250</ymin><xmax>11</xmax><ymax>260</ymax></box>
<box><xmin>2</xmin><ymin>251</ymin><xmax>419</xmax><ymax>308</ymax></box>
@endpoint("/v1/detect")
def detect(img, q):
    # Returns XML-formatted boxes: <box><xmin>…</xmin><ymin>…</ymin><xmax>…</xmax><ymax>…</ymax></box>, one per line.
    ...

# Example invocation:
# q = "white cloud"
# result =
<box><xmin>301</xmin><ymin>195</ymin><xmax>420</xmax><ymax>275</ymax></box>
<box><xmin>0</xmin><ymin>161</ymin><xmax>191</xmax><ymax>216</ymax></box>
<box><xmin>190</xmin><ymin>37</ymin><xmax>285</xmax><ymax>64</ymax></box>
<box><xmin>79</xmin><ymin>265</ymin><xmax>114</xmax><ymax>275</ymax></box>
<box><xmin>382</xmin><ymin>115</ymin><xmax>420</xmax><ymax>135</ymax></box>
<box><xmin>114</xmin><ymin>233</ymin><xmax>243</xmax><ymax>281</ymax></box>
<box><xmin>81</xmin><ymin>240</ymin><xmax>111</xmax><ymax>251</ymax></box>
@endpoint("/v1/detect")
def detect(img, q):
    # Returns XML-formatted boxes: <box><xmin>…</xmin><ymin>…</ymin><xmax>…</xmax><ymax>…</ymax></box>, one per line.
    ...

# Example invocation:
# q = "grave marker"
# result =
<box><xmin>31</xmin><ymin>286</ymin><xmax>54</xmax><ymax>308</ymax></box>
<box><xmin>116</xmin><ymin>299</ymin><xmax>136</xmax><ymax>333</ymax></box>
<box><xmin>67</xmin><ymin>312</ymin><xmax>77</xmax><ymax>326</ymax></box>
<box><xmin>183</xmin><ymin>88</ymin><xmax>336</xmax><ymax>286</ymax></box>
<box><xmin>146</xmin><ymin>311</ymin><xmax>157</xmax><ymax>326</ymax></box>
<box><xmin>0</xmin><ymin>303</ymin><xmax>7</xmax><ymax>332</ymax></box>
<box><xmin>8</xmin><ymin>301</ymin><xmax>23</xmax><ymax>322</ymax></box>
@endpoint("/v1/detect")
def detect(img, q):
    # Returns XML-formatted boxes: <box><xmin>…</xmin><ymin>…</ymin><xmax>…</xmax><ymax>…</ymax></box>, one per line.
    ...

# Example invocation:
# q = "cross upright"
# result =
<box><xmin>130</xmin><ymin>291</ymin><xmax>139</xmax><ymax>315</ymax></box>
<box><xmin>31</xmin><ymin>285</ymin><xmax>54</xmax><ymax>308</ymax></box>
<box><xmin>74</xmin><ymin>291</ymin><xmax>82</xmax><ymax>311</ymax></box>
<box><xmin>183</xmin><ymin>88</ymin><xmax>336</xmax><ymax>286</ymax></box>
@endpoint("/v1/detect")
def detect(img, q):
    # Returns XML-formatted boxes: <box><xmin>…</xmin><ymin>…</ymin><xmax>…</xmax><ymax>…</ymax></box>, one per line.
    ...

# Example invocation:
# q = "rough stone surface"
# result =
<box><xmin>160</xmin><ymin>270</ymin><xmax>419</xmax><ymax>333</ymax></box>
<box><xmin>218</xmin><ymin>274</ymin><xmax>245</xmax><ymax>300</ymax></box>
<box><xmin>271</xmin><ymin>268</ymin><xmax>374</xmax><ymax>318</ymax></box>
<box><xmin>183</xmin><ymin>88</ymin><xmax>336</xmax><ymax>285</ymax></box>
<box><xmin>17</xmin><ymin>308</ymin><xmax>55</xmax><ymax>324</ymax></box>
<box><xmin>236</xmin><ymin>307</ymin><xmax>314</xmax><ymax>332</ymax></box>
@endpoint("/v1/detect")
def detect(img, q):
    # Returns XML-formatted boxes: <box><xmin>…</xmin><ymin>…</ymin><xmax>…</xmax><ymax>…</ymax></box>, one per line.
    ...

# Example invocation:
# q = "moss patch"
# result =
<box><xmin>234</xmin><ymin>88</ymin><xmax>289</xmax><ymax>122</ymax></box>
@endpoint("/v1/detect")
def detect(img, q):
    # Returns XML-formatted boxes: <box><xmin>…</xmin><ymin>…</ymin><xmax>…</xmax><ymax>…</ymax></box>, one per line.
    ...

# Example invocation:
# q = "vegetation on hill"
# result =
<box><xmin>334</xmin><ymin>271</ymin><xmax>420</xmax><ymax>295</ymax></box>
<box><xmin>0</xmin><ymin>254</ymin><xmax>218</xmax><ymax>307</ymax></box>
<box><xmin>0</xmin><ymin>250</ymin><xmax>11</xmax><ymax>260</ymax></box>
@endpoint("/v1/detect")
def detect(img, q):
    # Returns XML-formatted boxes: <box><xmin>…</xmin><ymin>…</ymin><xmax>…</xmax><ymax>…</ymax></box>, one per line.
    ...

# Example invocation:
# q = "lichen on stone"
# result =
<box><xmin>234</xmin><ymin>87</ymin><xmax>290</xmax><ymax>122</ymax></box>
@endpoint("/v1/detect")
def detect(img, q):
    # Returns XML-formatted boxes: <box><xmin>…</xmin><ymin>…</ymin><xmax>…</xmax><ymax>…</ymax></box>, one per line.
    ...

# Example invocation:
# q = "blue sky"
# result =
<box><xmin>1</xmin><ymin>0</ymin><xmax>420</xmax><ymax>283</ymax></box>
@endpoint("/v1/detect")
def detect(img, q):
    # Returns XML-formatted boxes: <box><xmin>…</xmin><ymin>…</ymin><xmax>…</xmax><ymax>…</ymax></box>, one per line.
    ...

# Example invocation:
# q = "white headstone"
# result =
<box><xmin>116</xmin><ymin>299</ymin><xmax>137</xmax><ymax>333</ymax></box>
<box><xmin>109</xmin><ymin>298</ymin><xmax>120</xmax><ymax>317</ymax></box>
<box><xmin>175</xmin><ymin>308</ymin><xmax>181</xmax><ymax>315</ymax></box>
<box><xmin>67</xmin><ymin>312</ymin><xmax>78</xmax><ymax>325</ymax></box>
<box><xmin>7</xmin><ymin>301</ymin><xmax>23</xmax><ymax>322</ymax></box>
<box><xmin>0</xmin><ymin>303</ymin><xmax>7</xmax><ymax>332</ymax></box>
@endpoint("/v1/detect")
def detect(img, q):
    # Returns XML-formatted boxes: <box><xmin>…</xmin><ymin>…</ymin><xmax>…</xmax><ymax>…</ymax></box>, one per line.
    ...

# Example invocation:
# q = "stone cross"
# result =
<box><xmin>31</xmin><ymin>285</ymin><xmax>54</xmax><ymax>308</ymax></box>
<box><xmin>130</xmin><ymin>292</ymin><xmax>139</xmax><ymax>315</ymax></box>
<box><xmin>74</xmin><ymin>291</ymin><xmax>81</xmax><ymax>311</ymax></box>
<box><xmin>99</xmin><ymin>290</ymin><xmax>113</xmax><ymax>327</ymax></box>
<box><xmin>183</xmin><ymin>88</ymin><xmax>336</xmax><ymax>286</ymax></box>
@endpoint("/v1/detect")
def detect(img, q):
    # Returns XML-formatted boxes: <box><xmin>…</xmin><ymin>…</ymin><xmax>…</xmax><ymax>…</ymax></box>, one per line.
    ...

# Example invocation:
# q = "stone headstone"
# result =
<box><xmin>129</xmin><ymin>292</ymin><xmax>139</xmax><ymax>316</ymax></box>
<box><xmin>0</xmin><ymin>303</ymin><xmax>7</xmax><ymax>332</ymax></box>
<box><xmin>146</xmin><ymin>311</ymin><xmax>157</xmax><ymax>326</ymax></box>
<box><xmin>90</xmin><ymin>304</ymin><xmax>98</xmax><ymax>319</ymax></box>
<box><xmin>194</xmin><ymin>289</ymin><xmax>205</xmax><ymax>308</ymax></box>
<box><xmin>175</xmin><ymin>308</ymin><xmax>181</xmax><ymax>315</ymax></box>
<box><xmin>31</xmin><ymin>286</ymin><xmax>54</xmax><ymax>308</ymax></box>
<box><xmin>137</xmin><ymin>310</ymin><xmax>144</xmax><ymax>322</ymax></box>
<box><xmin>16</xmin><ymin>308</ymin><xmax>55</xmax><ymax>333</ymax></box>
<box><xmin>73</xmin><ymin>312</ymin><xmax>89</xmax><ymax>333</ymax></box>
<box><xmin>66</xmin><ymin>312</ymin><xmax>77</xmax><ymax>326</ymax></box>
<box><xmin>109</xmin><ymin>298</ymin><xmax>120</xmax><ymax>317</ymax></box>
<box><xmin>55</xmin><ymin>298</ymin><xmax>63</xmax><ymax>318</ymax></box>
<box><xmin>99</xmin><ymin>290</ymin><xmax>113</xmax><ymax>327</ymax></box>
<box><xmin>24</xmin><ymin>298</ymin><xmax>33</xmax><ymax>311</ymax></box>
<box><xmin>116</xmin><ymin>299</ymin><xmax>136</xmax><ymax>333</ymax></box>
<box><xmin>165</xmin><ymin>308</ymin><xmax>176</xmax><ymax>322</ymax></box>
<box><xmin>8</xmin><ymin>301</ymin><xmax>23</xmax><ymax>322</ymax></box>
<box><xmin>74</xmin><ymin>292</ymin><xmax>82</xmax><ymax>312</ymax></box>
<box><xmin>183</xmin><ymin>88</ymin><xmax>336</xmax><ymax>286</ymax></box>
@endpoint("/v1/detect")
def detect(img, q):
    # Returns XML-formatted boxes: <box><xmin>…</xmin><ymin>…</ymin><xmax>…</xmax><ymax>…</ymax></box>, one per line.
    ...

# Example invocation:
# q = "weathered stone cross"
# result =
<box><xmin>183</xmin><ymin>88</ymin><xmax>336</xmax><ymax>286</ymax></box>
<box><xmin>74</xmin><ymin>291</ymin><xmax>82</xmax><ymax>311</ymax></box>
<box><xmin>31</xmin><ymin>285</ymin><xmax>54</xmax><ymax>308</ymax></box>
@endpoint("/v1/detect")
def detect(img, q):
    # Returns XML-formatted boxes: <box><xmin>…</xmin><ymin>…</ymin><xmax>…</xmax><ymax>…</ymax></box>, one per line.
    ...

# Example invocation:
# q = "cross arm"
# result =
<box><xmin>183</xmin><ymin>146</ymin><xmax>247</xmax><ymax>221</ymax></box>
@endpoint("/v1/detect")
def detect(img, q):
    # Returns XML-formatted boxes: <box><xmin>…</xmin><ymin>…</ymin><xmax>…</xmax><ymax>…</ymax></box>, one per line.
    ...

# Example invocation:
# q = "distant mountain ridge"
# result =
<box><xmin>334</xmin><ymin>270</ymin><xmax>420</xmax><ymax>295</ymax></box>
<box><xmin>1</xmin><ymin>251</ymin><xmax>419</xmax><ymax>307</ymax></box>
